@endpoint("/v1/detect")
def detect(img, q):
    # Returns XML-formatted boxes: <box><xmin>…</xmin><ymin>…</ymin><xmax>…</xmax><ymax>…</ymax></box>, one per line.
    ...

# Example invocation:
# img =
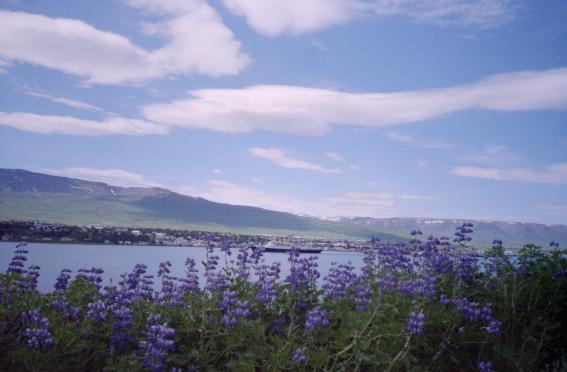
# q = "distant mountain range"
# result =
<box><xmin>1</xmin><ymin>168</ymin><xmax>565</xmax><ymax>248</ymax></box>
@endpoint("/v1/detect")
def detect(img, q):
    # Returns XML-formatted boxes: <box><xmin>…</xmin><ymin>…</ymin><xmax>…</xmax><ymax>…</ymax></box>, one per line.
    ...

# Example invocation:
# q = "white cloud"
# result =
<box><xmin>0</xmin><ymin>112</ymin><xmax>168</xmax><ymax>136</ymax></box>
<box><xmin>142</xmin><ymin>67</ymin><xmax>567</xmax><ymax>136</ymax></box>
<box><xmin>251</xmin><ymin>177</ymin><xmax>263</xmax><ymax>183</ymax></box>
<box><xmin>0</xmin><ymin>5</ymin><xmax>249</xmax><ymax>84</ymax></box>
<box><xmin>222</xmin><ymin>0</ymin><xmax>517</xmax><ymax>36</ymax></box>
<box><xmin>21</xmin><ymin>88</ymin><xmax>105</xmax><ymax>112</ymax></box>
<box><xmin>324</xmin><ymin>151</ymin><xmax>343</xmax><ymax>161</ymax></box>
<box><xmin>249</xmin><ymin>147</ymin><xmax>341</xmax><ymax>173</ymax></box>
<box><xmin>452</xmin><ymin>163</ymin><xmax>567</xmax><ymax>184</ymax></box>
<box><xmin>212</xmin><ymin>169</ymin><xmax>223</xmax><ymax>174</ymax></box>
<box><xmin>221</xmin><ymin>0</ymin><xmax>363</xmax><ymax>36</ymax></box>
<box><xmin>39</xmin><ymin>167</ymin><xmax>160</xmax><ymax>187</ymax></box>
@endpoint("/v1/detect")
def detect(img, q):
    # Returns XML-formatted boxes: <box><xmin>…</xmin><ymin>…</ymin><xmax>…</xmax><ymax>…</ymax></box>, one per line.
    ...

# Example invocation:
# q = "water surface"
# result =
<box><xmin>0</xmin><ymin>242</ymin><xmax>364</xmax><ymax>292</ymax></box>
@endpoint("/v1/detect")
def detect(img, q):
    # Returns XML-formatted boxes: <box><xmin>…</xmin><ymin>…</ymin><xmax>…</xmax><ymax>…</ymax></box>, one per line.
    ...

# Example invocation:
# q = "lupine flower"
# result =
<box><xmin>286</xmin><ymin>253</ymin><xmax>320</xmax><ymax>293</ymax></box>
<box><xmin>406</xmin><ymin>311</ymin><xmax>425</xmax><ymax>336</ymax></box>
<box><xmin>304</xmin><ymin>307</ymin><xmax>330</xmax><ymax>333</ymax></box>
<box><xmin>18</xmin><ymin>264</ymin><xmax>41</xmax><ymax>293</ymax></box>
<box><xmin>377</xmin><ymin>274</ymin><xmax>397</xmax><ymax>290</ymax></box>
<box><xmin>439</xmin><ymin>294</ymin><xmax>451</xmax><ymax>305</ymax></box>
<box><xmin>220</xmin><ymin>239</ymin><xmax>232</xmax><ymax>256</ymax></box>
<box><xmin>354</xmin><ymin>282</ymin><xmax>371</xmax><ymax>312</ymax></box>
<box><xmin>250</xmin><ymin>245</ymin><xmax>265</xmax><ymax>265</ymax></box>
<box><xmin>157</xmin><ymin>261</ymin><xmax>171</xmax><ymax>277</ymax></box>
<box><xmin>23</xmin><ymin>309</ymin><xmax>53</xmax><ymax>350</ymax></box>
<box><xmin>157</xmin><ymin>261</ymin><xmax>183</xmax><ymax>307</ymax></box>
<box><xmin>139</xmin><ymin>314</ymin><xmax>176</xmax><ymax>372</ymax></box>
<box><xmin>255</xmin><ymin>261</ymin><xmax>281</xmax><ymax>305</ymax></box>
<box><xmin>86</xmin><ymin>300</ymin><xmax>107</xmax><ymax>322</ymax></box>
<box><xmin>204</xmin><ymin>241</ymin><xmax>226</xmax><ymax>293</ymax></box>
<box><xmin>54</xmin><ymin>269</ymin><xmax>72</xmax><ymax>293</ymax></box>
<box><xmin>179</xmin><ymin>258</ymin><xmax>199</xmax><ymax>293</ymax></box>
<box><xmin>451</xmin><ymin>298</ymin><xmax>501</xmax><ymax>336</ymax></box>
<box><xmin>477</xmin><ymin>360</ymin><xmax>494</xmax><ymax>372</ymax></box>
<box><xmin>77</xmin><ymin>267</ymin><xmax>104</xmax><ymax>291</ymax></box>
<box><xmin>7</xmin><ymin>243</ymin><xmax>28</xmax><ymax>275</ymax></box>
<box><xmin>486</xmin><ymin>319</ymin><xmax>502</xmax><ymax>336</ymax></box>
<box><xmin>323</xmin><ymin>262</ymin><xmax>357</xmax><ymax>300</ymax></box>
<box><xmin>397</xmin><ymin>273</ymin><xmax>438</xmax><ymax>298</ymax></box>
<box><xmin>110</xmin><ymin>306</ymin><xmax>133</xmax><ymax>354</ymax></box>
<box><xmin>219</xmin><ymin>290</ymin><xmax>251</xmax><ymax>326</ymax></box>
<box><xmin>292</xmin><ymin>348</ymin><xmax>307</xmax><ymax>364</ymax></box>
<box><xmin>117</xmin><ymin>264</ymin><xmax>151</xmax><ymax>302</ymax></box>
<box><xmin>51</xmin><ymin>298</ymin><xmax>81</xmax><ymax>322</ymax></box>
<box><xmin>236</xmin><ymin>246</ymin><xmax>252</xmax><ymax>282</ymax></box>
<box><xmin>454</xmin><ymin>223</ymin><xmax>474</xmax><ymax>244</ymax></box>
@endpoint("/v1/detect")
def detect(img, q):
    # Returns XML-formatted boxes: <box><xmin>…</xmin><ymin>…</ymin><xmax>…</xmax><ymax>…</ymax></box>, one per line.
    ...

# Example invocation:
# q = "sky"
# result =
<box><xmin>0</xmin><ymin>0</ymin><xmax>566</xmax><ymax>224</ymax></box>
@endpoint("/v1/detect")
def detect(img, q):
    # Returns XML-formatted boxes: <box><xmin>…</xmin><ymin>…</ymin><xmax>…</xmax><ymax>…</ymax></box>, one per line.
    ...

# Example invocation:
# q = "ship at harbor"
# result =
<box><xmin>262</xmin><ymin>240</ymin><xmax>322</xmax><ymax>254</ymax></box>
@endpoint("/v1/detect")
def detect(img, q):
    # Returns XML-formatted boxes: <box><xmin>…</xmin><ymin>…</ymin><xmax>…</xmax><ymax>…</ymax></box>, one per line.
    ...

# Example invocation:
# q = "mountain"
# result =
<box><xmin>337</xmin><ymin>217</ymin><xmax>567</xmax><ymax>248</ymax></box>
<box><xmin>1</xmin><ymin>169</ymin><xmax>566</xmax><ymax>247</ymax></box>
<box><xmin>0</xmin><ymin>169</ymin><xmax>402</xmax><ymax>240</ymax></box>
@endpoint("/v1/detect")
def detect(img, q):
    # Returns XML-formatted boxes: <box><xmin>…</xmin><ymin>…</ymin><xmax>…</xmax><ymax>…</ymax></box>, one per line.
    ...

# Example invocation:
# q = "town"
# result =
<box><xmin>0</xmin><ymin>220</ymin><xmax>370</xmax><ymax>251</ymax></box>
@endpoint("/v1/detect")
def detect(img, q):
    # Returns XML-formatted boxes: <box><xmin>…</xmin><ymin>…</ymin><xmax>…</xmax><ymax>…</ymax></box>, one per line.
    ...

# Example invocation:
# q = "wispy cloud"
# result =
<box><xmin>39</xmin><ymin>167</ymin><xmax>160</xmax><ymax>187</ymax></box>
<box><xmin>0</xmin><ymin>112</ymin><xmax>168</xmax><ymax>136</ymax></box>
<box><xmin>0</xmin><ymin>58</ymin><xmax>11</xmax><ymax>73</ymax></box>
<box><xmin>0</xmin><ymin>4</ymin><xmax>249</xmax><ymax>85</ymax></box>
<box><xmin>324</xmin><ymin>151</ymin><xmax>343</xmax><ymax>161</ymax></box>
<box><xmin>452</xmin><ymin>163</ymin><xmax>567</xmax><ymax>184</ymax></box>
<box><xmin>372</xmin><ymin>0</ymin><xmax>519</xmax><ymax>28</ymax></box>
<box><xmin>196</xmin><ymin>179</ymin><xmax>313</xmax><ymax>214</ymax></box>
<box><xmin>385</xmin><ymin>131</ymin><xmax>455</xmax><ymax>149</ymax></box>
<box><xmin>311</xmin><ymin>38</ymin><xmax>329</xmax><ymax>52</ymax></box>
<box><xmin>195</xmin><ymin>180</ymin><xmax>433</xmax><ymax>218</ymax></box>
<box><xmin>222</xmin><ymin>0</ymin><xmax>518</xmax><ymax>36</ymax></box>
<box><xmin>401</xmin><ymin>194</ymin><xmax>434</xmax><ymax>200</ymax></box>
<box><xmin>212</xmin><ymin>169</ymin><xmax>223</xmax><ymax>174</ymax></box>
<box><xmin>143</xmin><ymin>67</ymin><xmax>567</xmax><ymax>136</ymax></box>
<box><xmin>537</xmin><ymin>203</ymin><xmax>567</xmax><ymax>215</ymax></box>
<box><xmin>417</xmin><ymin>160</ymin><xmax>429</xmax><ymax>168</ymax></box>
<box><xmin>458</xmin><ymin>144</ymin><xmax>521</xmax><ymax>165</ymax></box>
<box><xmin>385</xmin><ymin>131</ymin><xmax>522</xmax><ymax>167</ymax></box>
<box><xmin>21</xmin><ymin>88</ymin><xmax>106</xmax><ymax>112</ymax></box>
<box><xmin>249</xmin><ymin>147</ymin><xmax>341</xmax><ymax>173</ymax></box>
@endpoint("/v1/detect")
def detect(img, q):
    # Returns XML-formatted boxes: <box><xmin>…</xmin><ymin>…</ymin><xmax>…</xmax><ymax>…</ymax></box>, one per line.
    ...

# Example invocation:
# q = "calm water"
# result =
<box><xmin>0</xmin><ymin>242</ymin><xmax>364</xmax><ymax>292</ymax></box>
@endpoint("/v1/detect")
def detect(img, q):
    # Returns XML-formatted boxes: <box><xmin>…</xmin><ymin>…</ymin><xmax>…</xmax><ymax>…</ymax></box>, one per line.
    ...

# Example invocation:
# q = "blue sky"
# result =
<box><xmin>0</xmin><ymin>0</ymin><xmax>566</xmax><ymax>224</ymax></box>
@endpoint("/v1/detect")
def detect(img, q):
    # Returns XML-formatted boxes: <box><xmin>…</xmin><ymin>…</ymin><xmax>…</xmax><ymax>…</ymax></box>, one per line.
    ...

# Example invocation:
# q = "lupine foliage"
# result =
<box><xmin>1</xmin><ymin>227</ymin><xmax>566</xmax><ymax>371</ymax></box>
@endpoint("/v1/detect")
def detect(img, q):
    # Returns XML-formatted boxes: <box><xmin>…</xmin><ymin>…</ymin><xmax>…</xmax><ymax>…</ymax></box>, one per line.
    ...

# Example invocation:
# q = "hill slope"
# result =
<box><xmin>0</xmin><ymin>169</ymin><xmax>401</xmax><ymax>240</ymax></box>
<box><xmin>1</xmin><ymin>169</ymin><xmax>566</xmax><ymax>247</ymax></box>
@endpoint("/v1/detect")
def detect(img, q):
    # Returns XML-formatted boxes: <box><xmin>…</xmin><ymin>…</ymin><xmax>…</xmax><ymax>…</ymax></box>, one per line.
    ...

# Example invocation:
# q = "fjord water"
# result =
<box><xmin>0</xmin><ymin>242</ymin><xmax>364</xmax><ymax>292</ymax></box>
